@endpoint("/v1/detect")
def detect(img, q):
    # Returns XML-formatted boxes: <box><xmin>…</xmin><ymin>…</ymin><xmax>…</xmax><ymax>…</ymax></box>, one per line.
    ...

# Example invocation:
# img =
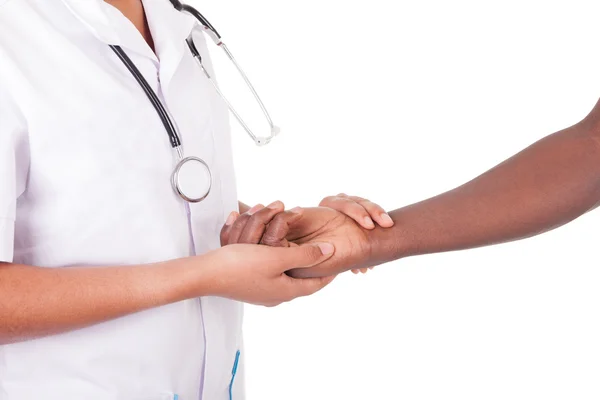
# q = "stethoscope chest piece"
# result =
<box><xmin>171</xmin><ymin>156</ymin><xmax>212</xmax><ymax>203</ymax></box>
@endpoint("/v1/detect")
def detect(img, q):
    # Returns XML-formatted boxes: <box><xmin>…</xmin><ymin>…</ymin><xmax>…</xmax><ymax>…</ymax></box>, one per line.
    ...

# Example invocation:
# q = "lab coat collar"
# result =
<box><xmin>59</xmin><ymin>0</ymin><xmax>121</xmax><ymax>44</ymax></box>
<box><xmin>143</xmin><ymin>0</ymin><xmax>197</xmax><ymax>58</ymax></box>
<box><xmin>58</xmin><ymin>0</ymin><xmax>197</xmax><ymax>53</ymax></box>
<box><xmin>60</xmin><ymin>0</ymin><xmax>196</xmax><ymax>94</ymax></box>
<box><xmin>143</xmin><ymin>0</ymin><xmax>197</xmax><ymax>93</ymax></box>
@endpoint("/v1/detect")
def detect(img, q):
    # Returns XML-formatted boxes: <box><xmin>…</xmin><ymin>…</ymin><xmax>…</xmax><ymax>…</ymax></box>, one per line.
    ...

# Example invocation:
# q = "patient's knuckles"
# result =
<box><xmin>260</xmin><ymin>233</ymin><xmax>284</xmax><ymax>247</ymax></box>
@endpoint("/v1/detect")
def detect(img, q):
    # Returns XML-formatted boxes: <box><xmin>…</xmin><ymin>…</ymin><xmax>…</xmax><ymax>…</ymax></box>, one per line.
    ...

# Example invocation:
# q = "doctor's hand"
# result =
<box><xmin>204</xmin><ymin>243</ymin><xmax>336</xmax><ymax>307</ymax></box>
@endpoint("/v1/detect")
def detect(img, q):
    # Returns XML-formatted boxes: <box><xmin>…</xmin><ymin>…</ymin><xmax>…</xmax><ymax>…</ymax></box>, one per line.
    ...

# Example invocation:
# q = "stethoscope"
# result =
<box><xmin>109</xmin><ymin>0</ymin><xmax>279</xmax><ymax>203</ymax></box>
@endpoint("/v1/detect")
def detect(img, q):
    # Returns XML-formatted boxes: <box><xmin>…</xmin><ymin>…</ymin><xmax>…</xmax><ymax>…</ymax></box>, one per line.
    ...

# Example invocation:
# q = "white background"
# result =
<box><xmin>197</xmin><ymin>1</ymin><xmax>600</xmax><ymax>399</ymax></box>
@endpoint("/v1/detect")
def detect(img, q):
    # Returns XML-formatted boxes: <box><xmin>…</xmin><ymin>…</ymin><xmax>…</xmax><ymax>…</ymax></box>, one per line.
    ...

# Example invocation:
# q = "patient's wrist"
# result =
<box><xmin>365</xmin><ymin>210</ymin><xmax>412</xmax><ymax>266</ymax></box>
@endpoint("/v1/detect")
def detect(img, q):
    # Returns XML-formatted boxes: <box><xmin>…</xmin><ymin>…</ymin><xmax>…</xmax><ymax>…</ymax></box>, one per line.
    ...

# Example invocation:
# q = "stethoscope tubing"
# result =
<box><xmin>109</xmin><ymin>45</ymin><xmax>182</xmax><ymax>150</ymax></box>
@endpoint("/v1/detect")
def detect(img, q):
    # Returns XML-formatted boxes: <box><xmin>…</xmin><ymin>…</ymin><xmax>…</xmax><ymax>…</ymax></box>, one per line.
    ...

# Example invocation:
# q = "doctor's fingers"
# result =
<box><xmin>270</xmin><ymin>275</ymin><xmax>337</xmax><ymax>306</ymax></box>
<box><xmin>259</xmin><ymin>209</ymin><xmax>304</xmax><ymax>248</ymax></box>
<box><xmin>267</xmin><ymin>244</ymin><xmax>337</xmax><ymax>302</ymax></box>
<box><xmin>262</xmin><ymin>274</ymin><xmax>335</xmax><ymax>307</ymax></box>
<box><xmin>352</xmin><ymin>267</ymin><xmax>374</xmax><ymax>274</ymax></box>
<box><xmin>320</xmin><ymin>194</ymin><xmax>394</xmax><ymax>229</ymax></box>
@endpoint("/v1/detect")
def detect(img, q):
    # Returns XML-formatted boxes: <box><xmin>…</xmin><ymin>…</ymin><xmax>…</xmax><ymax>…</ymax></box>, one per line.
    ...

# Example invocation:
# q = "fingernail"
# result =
<box><xmin>380</xmin><ymin>213</ymin><xmax>394</xmax><ymax>225</ymax></box>
<box><xmin>267</xmin><ymin>200</ymin><xmax>283</xmax><ymax>210</ymax></box>
<box><xmin>290</xmin><ymin>207</ymin><xmax>303</xmax><ymax>214</ymax></box>
<box><xmin>225</xmin><ymin>211</ymin><xmax>238</xmax><ymax>226</ymax></box>
<box><xmin>248</xmin><ymin>204</ymin><xmax>264</xmax><ymax>215</ymax></box>
<box><xmin>317</xmin><ymin>243</ymin><xmax>335</xmax><ymax>255</ymax></box>
<box><xmin>364</xmin><ymin>216</ymin><xmax>375</xmax><ymax>229</ymax></box>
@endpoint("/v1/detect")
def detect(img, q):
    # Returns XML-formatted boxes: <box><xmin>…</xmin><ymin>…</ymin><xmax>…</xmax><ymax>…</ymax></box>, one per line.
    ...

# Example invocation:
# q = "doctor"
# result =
<box><xmin>0</xmin><ymin>0</ymin><xmax>392</xmax><ymax>399</ymax></box>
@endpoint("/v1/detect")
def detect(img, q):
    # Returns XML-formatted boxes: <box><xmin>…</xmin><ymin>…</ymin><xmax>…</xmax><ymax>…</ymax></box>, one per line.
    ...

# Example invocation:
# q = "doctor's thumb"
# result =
<box><xmin>279</xmin><ymin>243</ymin><xmax>335</xmax><ymax>271</ymax></box>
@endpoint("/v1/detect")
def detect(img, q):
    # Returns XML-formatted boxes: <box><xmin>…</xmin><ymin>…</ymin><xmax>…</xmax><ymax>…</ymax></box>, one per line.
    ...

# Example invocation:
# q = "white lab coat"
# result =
<box><xmin>0</xmin><ymin>0</ymin><xmax>244</xmax><ymax>398</ymax></box>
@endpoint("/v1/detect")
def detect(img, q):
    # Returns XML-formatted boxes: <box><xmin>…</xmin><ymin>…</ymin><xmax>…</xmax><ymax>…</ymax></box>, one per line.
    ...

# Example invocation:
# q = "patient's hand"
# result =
<box><xmin>220</xmin><ymin>195</ymin><xmax>394</xmax><ymax>277</ymax></box>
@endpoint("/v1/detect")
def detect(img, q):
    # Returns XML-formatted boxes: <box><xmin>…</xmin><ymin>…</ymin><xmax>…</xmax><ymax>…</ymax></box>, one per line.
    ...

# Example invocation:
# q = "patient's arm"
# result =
<box><xmin>229</xmin><ymin>99</ymin><xmax>600</xmax><ymax>278</ymax></box>
<box><xmin>361</xmin><ymin>98</ymin><xmax>600</xmax><ymax>267</ymax></box>
<box><xmin>280</xmin><ymin>98</ymin><xmax>600</xmax><ymax>277</ymax></box>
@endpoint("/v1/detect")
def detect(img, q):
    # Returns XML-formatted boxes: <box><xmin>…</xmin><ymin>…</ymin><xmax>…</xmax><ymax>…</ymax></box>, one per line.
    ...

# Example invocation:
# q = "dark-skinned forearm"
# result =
<box><xmin>367</xmin><ymin>100</ymin><xmax>600</xmax><ymax>265</ymax></box>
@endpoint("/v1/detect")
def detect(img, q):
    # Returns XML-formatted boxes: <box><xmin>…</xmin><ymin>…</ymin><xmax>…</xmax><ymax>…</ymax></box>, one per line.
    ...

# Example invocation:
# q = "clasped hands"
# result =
<box><xmin>214</xmin><ymin>194</ymin><xmax>394</xmax><ymax>307</ymax></box>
